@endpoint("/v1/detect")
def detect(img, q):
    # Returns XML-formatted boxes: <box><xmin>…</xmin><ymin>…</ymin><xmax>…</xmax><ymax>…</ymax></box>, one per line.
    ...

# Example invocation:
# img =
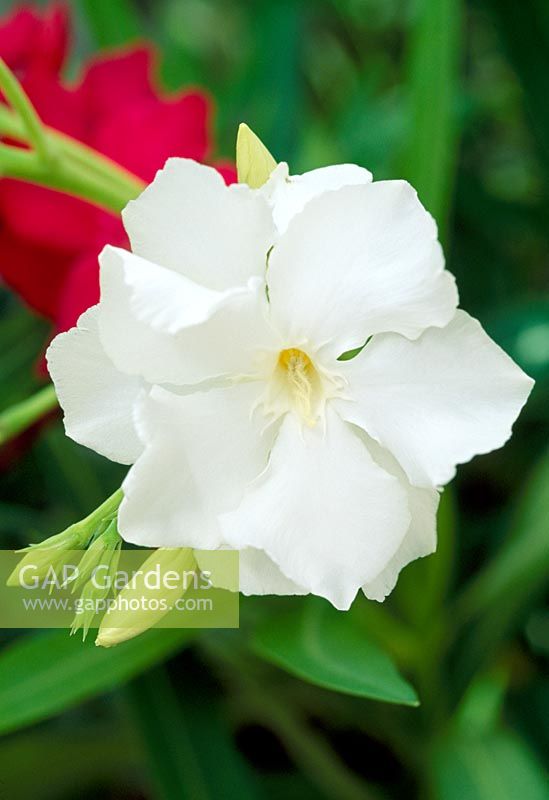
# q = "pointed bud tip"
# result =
<box><xmin>95</xmin><ymin>549</ymin><xmax>196</xmax><ymax>647</ymax></box>
<box><xmin>237</xmin><ymin>121</ymin><xmax>252</xmax><ymax>137</ymax></box>
<box><xmin>95</xmin><ymin>627</ymin><xmax>138</xmax><ymax>648</ymax></box>
<box><xmin>236</xmin><ymin>122</ymin><xmax>277</xmax><ymax>188</ymax></box>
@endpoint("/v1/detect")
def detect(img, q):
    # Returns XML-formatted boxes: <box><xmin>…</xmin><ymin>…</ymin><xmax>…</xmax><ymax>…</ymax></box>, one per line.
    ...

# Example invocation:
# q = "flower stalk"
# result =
<box><xmin>70</xmin><ymin>520</ymin><xmax>122</xmax><ymax>593</ymax></box>
<box><xmin>0</xmin><ymin>63</ymin><xmax>144</xmax><ymax>214</ymax></box>
<box><xmin>70</xmin><ymin>521</ymin><xmax>123</xmax><ymax>639</ymax></box>
<box><xmin>0</xmin><ymin>57</ymin><xmax>53</xmax><ymax>164</ymax></box>
<box><xmin>0</xmin><ymin>385</ymin><xmax>58</xmax><ymax>447</ymax></box>
<box><xmin>0</xmin><ymin>142</ymin><xmax>140</xmax><ymax>213</ymax></box>
<box><xmin>7</xmin><ymin>488</ymin><xmax>123</xmax><ymax>588</ymax></box>
<box><xmin>0</xmin><ymin>58</ymin><xmax>147</xmax><ymax>449</ymax></box>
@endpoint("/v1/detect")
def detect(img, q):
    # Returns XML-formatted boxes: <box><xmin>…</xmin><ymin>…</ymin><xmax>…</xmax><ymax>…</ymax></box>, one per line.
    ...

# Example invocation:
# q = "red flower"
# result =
<box><xmin>0</xmin><ymin>3</ymin><xmax>236</xmax><ymax>331</ymax></box>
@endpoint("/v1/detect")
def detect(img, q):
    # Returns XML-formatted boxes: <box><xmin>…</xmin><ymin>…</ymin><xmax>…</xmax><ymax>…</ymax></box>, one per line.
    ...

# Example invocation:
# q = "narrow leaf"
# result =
<box><xmin>454</xmin><ymin>447</ymin><xmax>549</xmax><ymax>689</ymax></box>
<box><xmin>401</xmin><ymin>0</ymin><xmax>462</xmax><ymax>233</ymax></box>
<box><xmin>253</xmin><ymin>597</ymin><xmax>418</xmax><ymax>706</ymax></box>
<box><xmin>0</xmin><ymin>628</ymin><xmax>196</xmax><ymax>735</ymax></box>
<box><xmin>459</xmin><ymin>447</ymin><xmax>549</xmax><ymax>620</ymax></box>
<box><xmin>128</xmin><ymin>666</ymin><xmax>259</xmax><ymax>800</ymax></box>
<box><xmin>434</xmin><ymin>732</ymin><xmax>549</xmax><ymax>800</ymax></box>
<box><xmin>479</xmin><ymin>0</ymin><xmax>549</xmax><ymax>175</ymax></box>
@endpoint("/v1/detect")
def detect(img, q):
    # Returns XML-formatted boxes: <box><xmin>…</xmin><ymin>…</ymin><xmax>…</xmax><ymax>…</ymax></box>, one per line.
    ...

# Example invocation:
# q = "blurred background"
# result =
<box><xmin>0</xmin><ymin>0</ymin><xmax>548</xmax><ymax>798</ymax></box>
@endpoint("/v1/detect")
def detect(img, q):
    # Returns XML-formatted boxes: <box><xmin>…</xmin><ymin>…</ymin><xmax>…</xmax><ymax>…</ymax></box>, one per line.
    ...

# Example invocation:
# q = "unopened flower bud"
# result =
<box><xmin>71</xmin><ymin>522</ymin><xmax>122</xmax><ymax>640</ymax></box>
<box><xmin>71</xmin><ymin>520</ymin><xmax>121</xmax><ymax>592</ymax></box>
<box><xmin>236</xmin><ymin>122</ymin><xmax>277</xmax><ymax>188</ymax></box>
<box><xmin>7</xmin><ymin>522</ymin><xmax>89</xmax><ymax>588</ymax></box>
<box><xmin>96</xmin><ymin>548</ymin><xmax>196</xmax><ymax>648</ymax></box>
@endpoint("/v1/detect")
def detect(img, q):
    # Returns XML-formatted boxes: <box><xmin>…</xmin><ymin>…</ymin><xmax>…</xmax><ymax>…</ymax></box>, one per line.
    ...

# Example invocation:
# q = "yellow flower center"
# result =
<box><xmin>245</xmin><ymin>346</ymin><xmax>345</xmax><ymax>428</ymax></box>
<box><xmin>277</xmin><ymin>348</ymin><xmax>319</xmax><ymax>426</ymax></box>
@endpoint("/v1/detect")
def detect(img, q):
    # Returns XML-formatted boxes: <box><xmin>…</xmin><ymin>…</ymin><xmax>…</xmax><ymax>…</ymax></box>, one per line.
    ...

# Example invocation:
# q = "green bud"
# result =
<box><xmin>70</xmin><ymin>521</ymin><xmax>123</xmax><ymax>639</ymax></box>
<box><xmin>7</xmin><ymin>489</ymin><xmax>123</xmax><ymax>590</ymax></box>
<box><xmin>71</xmin><ymin>520</ymin><xmax>121</xmax><ymax>592</ymax></box>
<box><xmin>7</xmin><ymin>523</ymin><xmax>90</xmax><ymax>588</ymax></box>
<box><xmin>96</xmin><ymin>548</ymin><xmax>196</xmax><ymax>648</ymax></box>
<box><xmin>236</xmin><ymin>123</ymin><xmax>277</xmax><ymax>188</ymax></box>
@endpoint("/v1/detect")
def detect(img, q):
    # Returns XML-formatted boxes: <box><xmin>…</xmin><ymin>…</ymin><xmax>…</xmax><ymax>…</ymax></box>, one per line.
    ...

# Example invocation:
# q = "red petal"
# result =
<box><xmin>78</xmin><ymin>46</ymin><xmax>156</xmax><ymax>121</ymax></box>
<box><xmin>213</xmin><ymin>160</ymin><xmax>238</xmax><ymax>185</ymax></box>
<box><xmin>0</xmin><ymin>7</ymin><xmax>41</xmax><ymax>75</ymax></box>
<box><xmin>21</xmin><ymin>67</ymin><xmax>87</xmax><ymax>140</ymax></box>
<box><xmin>55</xmin><ymin>217</ymin><xmax>127</xmax><ymax>331</ymax></box>
<box><xmin>0</xmin><ymin>65</ymin><xmax>99</xmax><ymax>253</ymax></box>
<box><xmin>0</xmin><ymin>227</ymin><xmax>71</xmax><ymax>318</ymax></box>
<box><xmin>55</xmin><ymin>251</ymin><xmax>101</xmax><ymax>331</ymax></box>
<box><xmin>0</xmin><ymin>2</ymin><xmax>68</xmax><ymax>77</ymax></box>
<box><xmin>93</xmin><ymin>91</ymin><xmax>212</xmax><ymax>182</ymax></box>
<box><xmin>36</xmin><ymin>3</ymin><xmax>70</xmax><ymax>74</ymax></box>
<box><xmin>0</xmin><ymin>179</ymin><xmax>100</xmax><ymax>253</ymax></box>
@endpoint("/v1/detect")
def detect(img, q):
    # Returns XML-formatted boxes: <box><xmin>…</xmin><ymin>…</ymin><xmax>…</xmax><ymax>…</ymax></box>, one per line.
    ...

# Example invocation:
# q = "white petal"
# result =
<box><xmin>263</xmin><ymin>162</ymin><xmax>373</xmax><ymax>233</ymax></box>
<box><xmin>238</xmin><ymin>548</ymin><xmax>309</xmax><ymax>596</ymax></box>
<box><xmin>122</xmin><ymin>159</ymin><xmax>274</xmax><ymax>289</ymax></box>
<box><xmin>46</xmin><ymin>306</ymin><xmax>144</xmax><ymax>465</ymax></box>
<box><xmin>119</xmin><ymin>383</ymin><xmax>274</xmax><ymax>549</ymax></box>
<box><xmin>335</xmin><ymin>310</ymin><xmax>535</xmax><ymax>488</ymax></box>
<box><xmin>363</xmin><ymin>488</ymin><xmax>438</xmax><ymax>601</ymax></box>
<box><xmin>98</xmin><ymin>246</ymin><xmax>275</xmax><ymax>386</ymax></box>
<box><xmin>359</xmin><ymin>436</ymin><xmax>439</xmax><ymax>602</ymax></box>
<box><xmin>267</xmin><ymin>181</ymin><xmax>457</xmax><ymax>357</ymax></box>
<box><xmin>104</xmin><ymin>245</ymin><xmax>260</xmax><ymax>334</ymax></box>
<box><xmin>221</xmin><ymin>409</ymin><xmax>410</xmax><ymax>610</ymax></box>
<box><xmin>196</xmin><ymin>547</ymin><xmax>308</xmax><ymax>597</ymax></box>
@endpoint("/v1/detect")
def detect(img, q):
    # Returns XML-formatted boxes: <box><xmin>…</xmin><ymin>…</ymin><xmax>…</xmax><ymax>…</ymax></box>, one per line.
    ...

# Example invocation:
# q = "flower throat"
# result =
<box><xmin>278</xmin><ymin>348</ymin><xmax>318</xmax><ymax>425</ymax></box>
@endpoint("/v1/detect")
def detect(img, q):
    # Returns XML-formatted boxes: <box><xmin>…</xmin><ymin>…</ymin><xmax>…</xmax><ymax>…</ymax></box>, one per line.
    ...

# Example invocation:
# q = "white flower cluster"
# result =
<box><xmin>48</xmin><ymin>137</ymin><xmax>533</xmax><ymax>609</ymax></box>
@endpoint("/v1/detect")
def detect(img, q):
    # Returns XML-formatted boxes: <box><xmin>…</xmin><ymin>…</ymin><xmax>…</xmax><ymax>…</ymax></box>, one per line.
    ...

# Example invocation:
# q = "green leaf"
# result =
<box><xmin>253</xmin><ymin>597</ymin><xmax>418</xmax><ymax>706</ymax></box>
<box><xmin>217</xmin><ymin>0</ymin><xmax>305</xmax><ymax>161</ymax></box>
<box><xmin>128</xmin><ymin>665</ymin><xmax>259</xmax><ymax>800</ymax></box>
<box><xmin>479</xmin><ymin>0</ymin><xmax>549</xmax><ymax>175</ymax></box>
<box><xmin>459</xmin><ymin>446</ymin><xmax>549</xmax><ymax>621</ymax></box>
<box><xmin>80</xmin><ymin>0</ymin><xmax>141</xmax><ymax>49</ymax></box>
<box><xmin>435</xmin><ymin>671</ymin><xmax>549</xmax><ymax>798</ymax></box>
<box><xmin>434</xmin><ymin>732</ymin><xmax>549</xmax><ymax>800</ymax></box>
<box><xmin>400</xmin><ymin>0</ymin><xmax>462</xmax><ymax>233</ymax></box>
<box><xmin>0</xmin><ymin>292</ymin><xmax>46</xmax><ymax>409</ymax></box>
<box><xmin>526</xmin><ymin>609</ymin><xmax>549</xmax><ymax>657</ymax></box>
<box><xmin>454</xmin><ymin>447</ymin><xmax>549</xmax><ymax>688</ymax></box>
<box><xmin>0</xmin><ymin>628</ymin><xmax>196</xmax><ymax>735</ymax></box>
<box><xmin>454</xmin><ymin>671</ymin><xmax>508</xmax><ymax>736</ymax></box>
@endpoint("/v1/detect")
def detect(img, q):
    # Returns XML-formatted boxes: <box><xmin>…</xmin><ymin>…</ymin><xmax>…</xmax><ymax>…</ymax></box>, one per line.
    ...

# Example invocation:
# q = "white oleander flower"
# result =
<box><xmin>47</xmin><ymin>156</ymin><xmax>534</xmax><ymax>609</ymax></box>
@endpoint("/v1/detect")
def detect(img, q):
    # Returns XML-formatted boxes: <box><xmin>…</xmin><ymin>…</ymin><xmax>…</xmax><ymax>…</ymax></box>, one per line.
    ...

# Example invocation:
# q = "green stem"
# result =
<box><xmin>0</xmin><ymin>103</ymin><xmax>142</xmax><ymax>194</ymax></box>
<box><xmin>0</xmin><ymin>103</ymin><xmax>144</xmax><ymax>214</ymax></box>
<box><xmin>30</xmin><ymin>488</ymin><xmax>123</xmax><ymax>549</ymax></box>
<box><xmin>0</xmin><ymin>143</ymin><xmax>141</xmax><ymax>213</ymax></box>
<box><xmin>56</xmin><ymin>127</ymin><xmax>143</xmax><ymax>194</ymax></box>
<box><xmin>81</xmin><ymin>488</ymin><xmax>124</xmax><ymax>529</ymax></box>
<box><xmin>0</xmin><ymin>62</ymin><xmax>147</xmax><ymax>451</ymax></box>
<box><xmin>0</xmin><ymin>384</ymin><xmax>58</xmax><ymax>446</ymax></box>
<box><xmin>249</xmin><ymin>689</ymin><xmax>378</xmax><ymax>800</ymax></box>
<box><xmin>0</xmin><ymin>57</ymin><xmax>53</xmax><ymax>163</ymax></box>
